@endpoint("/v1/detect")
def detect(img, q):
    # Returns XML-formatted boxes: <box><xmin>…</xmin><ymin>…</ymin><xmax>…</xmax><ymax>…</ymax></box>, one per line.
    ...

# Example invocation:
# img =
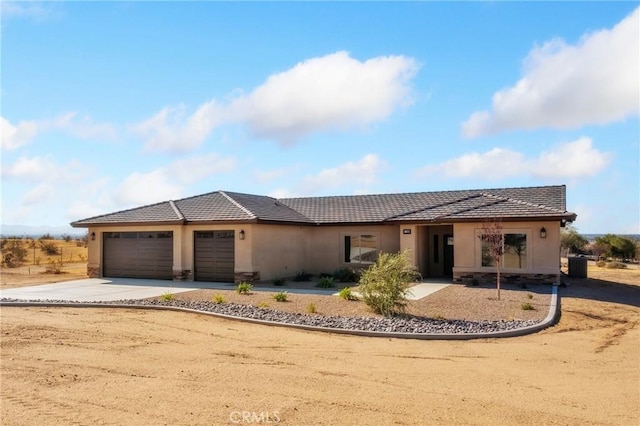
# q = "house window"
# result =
<box><xmin>344</xmin><ymin>234</ymin><xmax>378</xmax><ymax>264</ymax></box>
<box><xmin>481</xmin><ymin>233</ymin><xmax>528</xmax><ymax>269</ymax></box>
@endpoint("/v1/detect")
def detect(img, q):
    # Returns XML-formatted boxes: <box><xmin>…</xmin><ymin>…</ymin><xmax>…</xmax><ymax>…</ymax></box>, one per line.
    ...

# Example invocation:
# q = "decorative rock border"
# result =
<box><xmin>0</xmin><ymin>286</ymin><xmax>559</xmax><ymax>340</ymax></box>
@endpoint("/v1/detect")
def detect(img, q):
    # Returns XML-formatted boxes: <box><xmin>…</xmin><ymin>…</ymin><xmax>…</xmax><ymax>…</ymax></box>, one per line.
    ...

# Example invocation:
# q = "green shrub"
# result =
<box><xmin>212</xmin><ymin>294</ymin><xmax>226</xmax><ymax>304</ymax></box>
<box><xmin>333</xmin><ymin>268</ymin><xmax>360</xmax><ymax>283</ymax></box>
<box><xmin>358</xmin><ymin>251</ymin><xmax>421</xmax><ymax>316</ymax></box>
<box><xmin>293</xmin><ymin>271</ymin><xmax>312</xmax><ymax>282</ymax></box>
<box><xmin>272</xmin><ymin>291</ymin><xmax>288</xmax><ymax>302</ymax></box>
<box><xmin>521</xmin><ymin>302</ymin><xmax>535</xmax><ymax>311</ymax></box>
<box><xmin>338</xmin><ymin>287</ymin><xmax>358</xmax><ymax>301</ymax></box>
<box><xmin>257</xmin><ymin>301</ymin><xmax>269</xmax><ymax>308</ymax></box>
<box><xmin>272</xmin><ymin>277</ymin><xmax>286</xmax><ymax>286</ymax></box>
<box><xmin>306</xmin><ymin>303</ymin><xmax>317</xmax><ymax>314</ymax></box>
<box><xmin>605</xmin><ymin>261</ymin><xmax>627</xmax><ymax>269</ymax></box>
<box><xmin>316</xmin><ymin>276</ymin><xmax>335</xmax><ymax>288</ymax></box>
<box><xmin>236</xmin><ymin>282</ymin><xmax>253</xmax><ymax>294</ymax></box>
<box><xmin>160</xmin><ymin>292</ymin><xmax>175</xmax><ymax>301</ymax></box>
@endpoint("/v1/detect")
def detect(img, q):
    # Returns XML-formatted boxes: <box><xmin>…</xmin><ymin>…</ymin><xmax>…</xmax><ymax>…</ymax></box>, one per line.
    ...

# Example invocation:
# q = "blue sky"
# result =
<box><xmin>1</xmin><ymin>1</ymin><xmax>638</xmax><ymax>235</ymax></box>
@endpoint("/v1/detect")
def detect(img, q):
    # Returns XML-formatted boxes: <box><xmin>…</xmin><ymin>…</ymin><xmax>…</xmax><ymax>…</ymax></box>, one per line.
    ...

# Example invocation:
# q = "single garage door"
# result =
<box><xmin>194</xmin><ymin>230</ymin><xmax>235</xmax><ymax>282</ymax></box>
<box><xmin>103</xmin><ymin>231</ymin><xmax>173</xmax><ymax>280</ymax></box>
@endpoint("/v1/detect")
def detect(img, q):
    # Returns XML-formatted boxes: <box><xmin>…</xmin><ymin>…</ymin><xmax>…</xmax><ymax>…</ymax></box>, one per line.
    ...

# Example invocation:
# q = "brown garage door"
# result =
<box><xmin>103</xmin><ymin>231</ymin><xmax>173</xmax><ymax>280</ymax></box>
<box><xmin>194</xmin><ymin>231</ymin><xmax>235</xmax><ymax>282</ymax></box>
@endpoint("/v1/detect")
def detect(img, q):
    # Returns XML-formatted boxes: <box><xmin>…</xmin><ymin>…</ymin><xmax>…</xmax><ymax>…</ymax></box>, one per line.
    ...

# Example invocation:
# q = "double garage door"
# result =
<box><xmin>103</xmin><ymin>230</ymin><xmax>235</xmax><ymax>282</ymax></box>
<box><xmin>103</xmin><ymin>232</ymin><xmax>174</xmax><ymax>280</ymax></box>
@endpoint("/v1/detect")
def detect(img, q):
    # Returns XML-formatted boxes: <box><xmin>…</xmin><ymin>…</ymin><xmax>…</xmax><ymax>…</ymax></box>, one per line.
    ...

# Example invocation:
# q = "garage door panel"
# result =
<box><xmin>194</xmin><ymin>231</ymin><xmax>235</xmax><ymax>282</ymax></box>
<box><xmin>103</xmin><ymin>232</ymin><xmax>173</xmax><ymax>280</ymax></box>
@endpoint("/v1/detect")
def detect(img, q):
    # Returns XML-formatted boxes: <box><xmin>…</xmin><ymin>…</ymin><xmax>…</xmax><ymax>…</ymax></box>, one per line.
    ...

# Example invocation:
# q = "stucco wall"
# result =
<box><xmin>452</xmin><ymin>220</ymin><xmax>562</xmax><ymax>277</ymax></box>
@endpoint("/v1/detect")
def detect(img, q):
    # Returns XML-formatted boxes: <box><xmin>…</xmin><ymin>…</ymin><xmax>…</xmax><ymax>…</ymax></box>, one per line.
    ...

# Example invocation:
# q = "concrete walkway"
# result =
<box><xmin>0</xmin><ymin>278</ymin><xmax>450</xmax><ymax>302</ymax></box>
<box><xmin>336</xmin><ymin>282</ymin><xmax>450</xmax><ymax>301</ymax></box>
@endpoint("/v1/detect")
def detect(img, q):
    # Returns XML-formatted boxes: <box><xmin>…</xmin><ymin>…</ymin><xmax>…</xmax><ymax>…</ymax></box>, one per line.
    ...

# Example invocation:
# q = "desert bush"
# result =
<box><xmin>62</xmin><ymin>234</ymin><xmax>72</xmax><ymax>242</ymax></box>
<box><xmin>1</xmin><ymin>239</ymin><xmax>28</xmax><ymax>267</ymax></box>
<box><xmin>333</xmin><ymin>268</ymin><xmax>360</xmax><ymax>283</ymax></box>
<box><xmin>316</xmin><ymin>276</ymin><xmax>335</xmax><ymax>288</ymax></box>
<box><xmin>605</xmin><ymin>261</ymin><xmax>627</xmax><ymax>269</ymax></box>
<box><xmin>272</xmin><ymin>277</ymin><xmax>285</xmax><ymax>286</ymax></box>
<box><xmin>39</xmin><ymin>233</ymin><xmax>54</xmax><ymax>240</ymax></box>
<box><xmin>272</xmin><ymin>291</ymin><xmax>288</xmax><ymax>302</ymax></box>
<box><xmin>338</xmin><ymin>287</ymin><xmax>358</xmax><ymax>301</ymax></box>
<box><xmin>257</xmin><ymin>301</ymin><xmax>269</xmax><ymax>308</ymax></box>
<box><xmin>521</xmin><ymin>302</ymin><xmax>535</xmax><ymax>311</ymax></box>
<box><xmin>306</xmin><ymin>303</ymin><xmax>317</xmax><ymax>314</ymax></box>
<box><xmin>358</xmin><ymin>251</ymin><xmax>420</xmax><ymax>316</ymax></box>
<box><xmin>40</xmin><ymin>240</ymin><xmax>59</xmax><ymax>256</ymax></box>
<box><xmin>212</xmin><ymin>294</ymin><xmax>226</xmax><ymax>304</ymax></box>
<box><xmin>236</xmin><ymin>282</ymin><xmax>253</xmax><ymax>294</ymax></box>
<box><xmin>596</xmin><ymin>260</ymin><xmax>606</xmax><ymax>267</ymax></box>
<box><xmin>160</xmin><ymin>292</ymin><xmax>175</xmax><ymax>301</ymax></box>
<box><xmin>527</xmin><ymin>293</ymin><xmax>533</xmax><ymax>300</ymax></box>
<box><xmin>293</xmin><ymin>271</ymin><xmax>312</xmax><ymax>282</ymax></box>
<box><xmin>45</xmin><ymin>259</ymin><xmax>65</xmax><ymax>274</ymax></box>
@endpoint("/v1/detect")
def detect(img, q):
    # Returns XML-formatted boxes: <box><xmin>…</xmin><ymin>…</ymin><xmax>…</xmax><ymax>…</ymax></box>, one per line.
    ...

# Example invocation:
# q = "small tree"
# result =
<box><xmin>479</xmin><ymin>218</ymin><xmax>504</xmax><ymax>301</ymax></box>
<box><xmin>358</xmin><ymin>250</ymin><xmax>421</xmax><ymax>316</ymax></box>
<box><xmin>561</xmin><ymin>225</ymin><xmax>589</xmax><ymax>256</ymax></box>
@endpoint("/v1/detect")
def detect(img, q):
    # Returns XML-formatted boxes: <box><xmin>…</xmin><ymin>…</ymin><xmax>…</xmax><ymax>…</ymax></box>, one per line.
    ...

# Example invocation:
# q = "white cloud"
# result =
<box><xmin>417</xmin><ymin>137</ymin><xmax>611</xmax><ymax>180</ymax></box>
<box><xmin>135</xmin><ymin>51</ymin><xmax>418</xmax><ymax>151</ymax></box>
<box><xmin>227</xmin><ymin>51</ymin><xmax>419</xmax><ymax>144</ymax></box>
<box><xmin>298</xmin><ymin>153</ymin><xmax>387</xmax><ymax>194</ymax></box>
<box><xmin>114</xmin><ymin>170</ymin><xmax>183</xmax><ymax>206</ymax></box>
<box><xmin>1</xmin><ymin>116</ymin><xmax>38</xmax><ymax>150</ymax></box>
<box><xmin>462</xmin><ymin>7</ymin><xmax>640</xmax><ymax>138</ymax></box>
<box><xmin>532</xmin><ymin>137</ymin><xmax>612</xmax><ymax>178</ymax></box>
<box><xmin>1</xmin><ymin>113</ymin><xmax>117</xmax><ymax>150</ymax></box>
<box><xmin>1</xmin><ymin>2</ymin><xmax>58</xmax><ymax>21</ymax></box>
<box><xmin>134</xmin><ymin>101</ymin><xmax>220</xmax><ymax>153</ymax></box>
<box><xmin>113</xmin><ymin>152</ymin><xmax>236</xmax><ymax>206</ymax></box>
<box><xmin>21</xmin><ymin>183</ymin><xmax>55</xmax><ymax>206</ymax></box>
<box><xmin>1</xmin><ymin>156</ymin><xmax>64</xmax><ymax>182</ymax></box>
<box><xmin>418</xmin><ymin>148</ymin><xmax>525</xmax><ymax>179</ymax></box>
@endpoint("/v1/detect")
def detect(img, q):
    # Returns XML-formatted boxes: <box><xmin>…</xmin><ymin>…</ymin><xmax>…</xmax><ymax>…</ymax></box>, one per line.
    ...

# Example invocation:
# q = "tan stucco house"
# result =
<box><xmin>71</xmin><ymin>185</ymin><xmax>576</xmax><ymax>285</ymax></box>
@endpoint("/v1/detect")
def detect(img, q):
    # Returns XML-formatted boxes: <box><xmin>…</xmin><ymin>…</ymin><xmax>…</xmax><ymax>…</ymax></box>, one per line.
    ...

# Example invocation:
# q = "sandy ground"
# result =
<box><xmin>1</xmin><ymin>267</ymin><xmax>638</xmax><ymax>425</ymax></box>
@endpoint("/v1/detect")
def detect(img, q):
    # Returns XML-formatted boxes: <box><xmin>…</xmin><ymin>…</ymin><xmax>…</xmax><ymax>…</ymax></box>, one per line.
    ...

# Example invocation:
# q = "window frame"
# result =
<box><xmin>476</xmin><ymin>228</ymin><xmax>531</xmax><ymax>271</ymax></box>
<box><xmin>341</xmin><ymin>232</ymin><xmax>379</xmax><ymax>265</ymax></box>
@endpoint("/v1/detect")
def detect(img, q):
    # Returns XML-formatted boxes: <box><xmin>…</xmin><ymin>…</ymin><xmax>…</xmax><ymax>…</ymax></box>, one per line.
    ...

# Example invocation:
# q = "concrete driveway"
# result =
<box><xmin>0</xmin><ymin>278</ymin><xmax>206</xmax><ymax>302</ymax></box>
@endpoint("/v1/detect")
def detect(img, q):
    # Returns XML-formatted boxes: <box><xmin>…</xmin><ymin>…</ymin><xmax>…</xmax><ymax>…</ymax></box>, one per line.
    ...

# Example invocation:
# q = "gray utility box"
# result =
<box><xmin>568</xmin><ymin>256</ymin><xmax>588</xmax><ymax>278</ymax></box>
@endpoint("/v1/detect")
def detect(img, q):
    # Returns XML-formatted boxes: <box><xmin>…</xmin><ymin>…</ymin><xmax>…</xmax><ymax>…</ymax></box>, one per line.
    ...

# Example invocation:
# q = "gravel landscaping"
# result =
<box><xmin>0</xmin><ymin>283</ymin><xmax>549</xmax><ymax>334</ymax></box>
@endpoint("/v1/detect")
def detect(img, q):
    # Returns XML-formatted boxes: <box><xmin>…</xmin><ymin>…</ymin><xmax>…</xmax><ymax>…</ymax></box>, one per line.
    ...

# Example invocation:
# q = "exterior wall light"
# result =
<box><xmin>239</xmin><ymin>230</ymin><xmax>245</xmax><ymax>240</ymax></box>
<box><xmin>540</xmin><ymin>227</ymin><xmax>547</xmax><ymax>239</ymax></box>
<box><xmin>91</xmin><ymin>232</ymin><xmax>96</xmax><ymax>241</ymax></box>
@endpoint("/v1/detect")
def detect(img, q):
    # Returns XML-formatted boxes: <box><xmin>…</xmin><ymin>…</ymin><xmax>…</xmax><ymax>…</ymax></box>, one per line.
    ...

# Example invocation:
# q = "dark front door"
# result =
<box><xmin>443</xmin><ymin>234</ymin><xmax>454</xmax><ymax>276</ymax></box>
<box><xmin>194</xmin><ymin>231</ymin><xmax>235</xmax><ymax>282</ymax></box>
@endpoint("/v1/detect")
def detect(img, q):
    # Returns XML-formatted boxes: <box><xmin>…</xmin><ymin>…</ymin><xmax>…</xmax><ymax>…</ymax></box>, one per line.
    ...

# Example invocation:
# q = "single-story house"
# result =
<box><xmin>71</xmin><ymin>185</ymin><xmax>576</xmax><ymax>285</ymax></box>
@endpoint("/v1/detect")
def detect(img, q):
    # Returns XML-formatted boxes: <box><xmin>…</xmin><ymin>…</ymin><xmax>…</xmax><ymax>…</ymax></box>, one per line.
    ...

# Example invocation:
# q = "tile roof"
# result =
<box><xmin>71</xmin><ymin>185</ymin><xmax>576</xmax><ymax>227</ymax></box>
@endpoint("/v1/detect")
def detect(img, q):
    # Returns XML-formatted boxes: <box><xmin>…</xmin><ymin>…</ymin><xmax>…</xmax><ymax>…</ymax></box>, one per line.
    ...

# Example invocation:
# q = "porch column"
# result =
<box><xmin>399</xmin><ymin>225</ymin><xmax>419</xmax><ymax>268</ymax></box>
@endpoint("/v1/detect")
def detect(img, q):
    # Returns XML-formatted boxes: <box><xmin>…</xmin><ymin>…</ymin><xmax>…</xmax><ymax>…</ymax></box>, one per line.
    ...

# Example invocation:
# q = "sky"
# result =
<box><xmin>1</xmin><ymin>1</ymin><xmax>639</xmax><ymax>235</ymax></box>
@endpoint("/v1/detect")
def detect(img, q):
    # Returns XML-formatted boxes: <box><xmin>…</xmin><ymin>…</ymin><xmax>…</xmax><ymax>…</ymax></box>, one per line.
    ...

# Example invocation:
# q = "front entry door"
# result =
<box><xmin>443</xmin><ymin>234</ymin><xmax>454</xmax><ymax>276</ymax></box>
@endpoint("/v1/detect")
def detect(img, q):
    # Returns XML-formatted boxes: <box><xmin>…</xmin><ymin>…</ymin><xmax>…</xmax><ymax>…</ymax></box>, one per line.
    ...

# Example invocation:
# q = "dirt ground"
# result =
<box><xmin>1</xmin><ymin>266</ymin><xmax>638</xmax><ymax>425</ymax></box>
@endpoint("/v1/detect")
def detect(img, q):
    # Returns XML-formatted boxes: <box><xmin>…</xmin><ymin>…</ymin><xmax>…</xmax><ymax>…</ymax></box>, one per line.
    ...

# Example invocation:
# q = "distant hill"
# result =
<box><xmin>0</xmin><ymin>224</ymin><xmax>86</xmax><ymax>238</ymax></box>
<box><xmin>583</xmin><ymin>234</ymin><xmax>640</xmax><ymax>242</ymax></box>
